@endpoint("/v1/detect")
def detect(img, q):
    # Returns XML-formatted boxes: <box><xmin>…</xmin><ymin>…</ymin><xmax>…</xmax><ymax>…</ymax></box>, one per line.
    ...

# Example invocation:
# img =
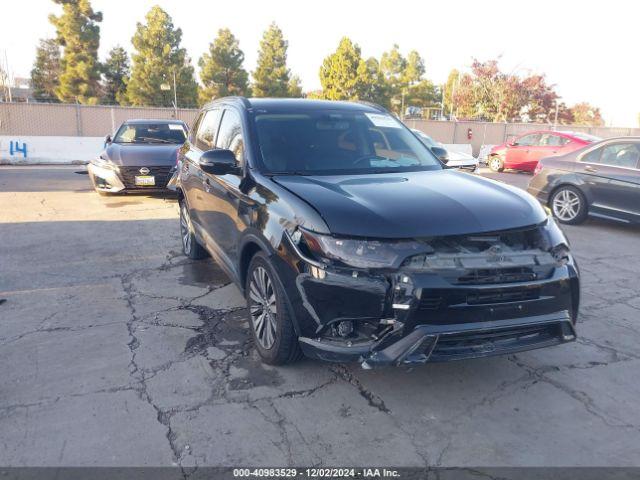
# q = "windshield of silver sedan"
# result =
<box><xmin>113</xmin><ymin>123</ymin><xmax>187</xmax><ymax>144</ymax></box>
<box><xmin>254</xmin><ymin>111</ymin><xmax>442</xmax><ymax>175</ymax></box>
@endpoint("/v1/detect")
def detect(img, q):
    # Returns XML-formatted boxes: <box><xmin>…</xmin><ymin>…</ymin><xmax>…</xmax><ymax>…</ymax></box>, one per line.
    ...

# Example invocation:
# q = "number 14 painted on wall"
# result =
<box><xmin>9</xmin><ymin>141</ymin><xmax>28</xmax><ymax>158</ymax></box>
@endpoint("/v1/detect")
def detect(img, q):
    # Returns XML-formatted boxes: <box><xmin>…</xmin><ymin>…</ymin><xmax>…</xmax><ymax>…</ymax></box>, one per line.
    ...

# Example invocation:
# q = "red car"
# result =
<box><xmin>488</xmin><ymin>130</ymin><xmax>601</xmax><ymax>173</ymax></box>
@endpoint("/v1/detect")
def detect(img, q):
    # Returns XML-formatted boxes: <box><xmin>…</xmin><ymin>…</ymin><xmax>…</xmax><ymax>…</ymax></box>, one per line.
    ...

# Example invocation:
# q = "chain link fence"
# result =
<box><xmin>0</xmin><ymin>102</ymin><xmax>199</xmax><ymax>136</ymax></box>
<box><xmin>2</xmin><ymin>102</ymin><xmax>639</xmax><ymax>157</ymax></box>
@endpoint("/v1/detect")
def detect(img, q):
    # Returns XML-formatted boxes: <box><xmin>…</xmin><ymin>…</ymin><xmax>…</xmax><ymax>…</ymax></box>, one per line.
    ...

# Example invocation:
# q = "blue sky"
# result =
<box><xmin>2</xmin><ymin>0</ymin><xmax>638</xmax><ymax>126</ymax></box>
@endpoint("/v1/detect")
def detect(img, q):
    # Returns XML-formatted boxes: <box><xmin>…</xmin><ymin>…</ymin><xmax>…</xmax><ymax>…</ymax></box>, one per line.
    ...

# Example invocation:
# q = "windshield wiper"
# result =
<box><xmin>135</xmin><ymin>137</ymin><xmax>173</xmax><ymax>144</ymax></box>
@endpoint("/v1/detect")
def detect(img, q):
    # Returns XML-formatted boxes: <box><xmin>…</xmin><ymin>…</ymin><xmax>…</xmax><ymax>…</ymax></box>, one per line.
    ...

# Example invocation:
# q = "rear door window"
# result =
<box><xmin>540</xmin><ymin>134</ymin><xmax>568</xmax><ymax>146</ymax></box>
<box><xmin>599</xmin><ymin>143</ymin><xmax>640</xmax><ymax>169</ymax></box>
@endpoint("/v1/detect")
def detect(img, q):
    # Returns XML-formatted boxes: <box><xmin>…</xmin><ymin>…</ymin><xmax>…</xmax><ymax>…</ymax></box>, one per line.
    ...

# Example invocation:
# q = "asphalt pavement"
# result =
<box><xmin>1</xmin><ymin>165</ymin><xmax>640</xmax><ymax>469</ymax></box>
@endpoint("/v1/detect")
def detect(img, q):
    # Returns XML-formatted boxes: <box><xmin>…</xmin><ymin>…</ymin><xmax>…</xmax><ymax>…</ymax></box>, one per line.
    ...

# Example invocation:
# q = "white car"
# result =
<box><xmin>411</xmin><ymin>129</ymin><xmax>479</xmax><ymax>172</ymax></box>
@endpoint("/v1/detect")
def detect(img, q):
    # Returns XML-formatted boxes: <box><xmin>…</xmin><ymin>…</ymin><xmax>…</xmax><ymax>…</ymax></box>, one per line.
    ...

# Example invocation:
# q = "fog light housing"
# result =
<box><xmin>335</xmin><ymin>321</ymin><xmax>354</xmax><ymax>338</ymax></box>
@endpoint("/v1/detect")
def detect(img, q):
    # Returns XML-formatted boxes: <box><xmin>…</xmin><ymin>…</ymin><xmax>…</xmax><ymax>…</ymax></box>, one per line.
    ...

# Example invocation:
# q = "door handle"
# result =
<box><xmin>584</xmin><ymin>165</ymin><xmax>598</xmax><ymax>173</ymax></box>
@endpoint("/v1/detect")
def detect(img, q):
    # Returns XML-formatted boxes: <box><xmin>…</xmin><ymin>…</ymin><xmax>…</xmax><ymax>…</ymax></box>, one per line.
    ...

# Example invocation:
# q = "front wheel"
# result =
<box><xmin>489</xmin><ymin>155</ymin><xmax>505</xmax><ymax>172</ymax></box>
<box><xmin>246</xmin><ymin>252</ymin><xmax>302</xmax><ymax>365</ymax></box>
<box><xmin>551</xmin><ymin>186</ymin><xmax>588</xmax><ymax>225</ymax></box>
<box><xmin>179</xmin><ymin>200</ymin><xmax>207</xmax><ymax>259</ymax></box>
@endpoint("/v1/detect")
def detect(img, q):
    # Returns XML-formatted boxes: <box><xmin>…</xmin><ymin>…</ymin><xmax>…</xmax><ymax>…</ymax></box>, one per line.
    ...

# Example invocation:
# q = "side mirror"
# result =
<box><xmin>199</xmin><ymin>149</ymin><xmax>239</xmax><ymax>175</ymax></box>
<box><xmin>507</xmin><ymin>136</ymin><xmax>517</xmax><ymax>146</ymax></box>
<box><xmin>105</xmin><ymin>135</ymin><xmax>112</xmax><ymax>144</ymax></box>
<box><xmin>431</xmin><ymin>146</ymin><xmax>449</xmax><ymax>164</ymax></box>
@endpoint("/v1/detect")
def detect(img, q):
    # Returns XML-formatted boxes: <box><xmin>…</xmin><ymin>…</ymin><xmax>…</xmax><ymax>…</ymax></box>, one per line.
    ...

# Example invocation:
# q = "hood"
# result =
<box><xmin>104</xmin><ymin>143</ymin><xmax>180</xmax><ymax>166</ymax></box>
<box><xmin>274</xmin><ymin>170</ymin><xmax>546</xmax><ymax>238</ymax></box>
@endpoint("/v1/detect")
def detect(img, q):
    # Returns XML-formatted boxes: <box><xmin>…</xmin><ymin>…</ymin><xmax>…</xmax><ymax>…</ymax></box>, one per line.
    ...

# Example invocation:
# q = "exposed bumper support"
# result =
<box><xmin>299</xmin><ymin>311</ymin><xmax>576</xmax><ymax>368</ymax></box>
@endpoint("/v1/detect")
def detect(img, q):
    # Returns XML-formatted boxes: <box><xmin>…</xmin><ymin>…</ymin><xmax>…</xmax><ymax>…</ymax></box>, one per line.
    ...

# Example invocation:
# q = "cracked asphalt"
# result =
<box><xmin>1</xmin><ymin>165</ymin><xmax>640</xmax><ymax>468</ymax></box>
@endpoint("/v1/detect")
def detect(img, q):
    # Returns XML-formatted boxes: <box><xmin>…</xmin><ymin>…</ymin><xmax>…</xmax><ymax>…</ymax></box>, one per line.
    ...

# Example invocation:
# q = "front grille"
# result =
<box><xmin>429</xmin><ymin>323</ymin><xmax>563</xmax><ymax>361</ymax></box>
<box><xmin>118</xmin><ymin>166</ymin><xmax>173</xmax><ymax>189</ymax></box>
<box><xmin>466</xmin><ymin>288</ymin><xmax>540</xmax><ymax>305</ymax></box>
<box><xmin>456</xmin><ymin>267</ymin><xmax>539</xmax><ymax>285</ymax></box>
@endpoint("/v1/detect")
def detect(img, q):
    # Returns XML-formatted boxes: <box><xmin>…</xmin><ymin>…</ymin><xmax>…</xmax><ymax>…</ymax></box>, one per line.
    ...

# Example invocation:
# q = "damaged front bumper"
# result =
<box><xmin>282</xmin><ymin>224</ymin><xmax>580</xmax><ymax>368</ymax></box>
<box><xmin>300</xmin><ymin>312</ymin><xmax>576</xmax><ymax>368</ymax></box>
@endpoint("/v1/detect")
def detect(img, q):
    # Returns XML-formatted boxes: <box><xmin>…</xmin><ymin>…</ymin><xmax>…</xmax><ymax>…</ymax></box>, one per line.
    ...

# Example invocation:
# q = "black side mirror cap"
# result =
<box><xmin>199</xmin><ymin>149</ymin><xmax>239</xmax><ymax>175</ymax></box>
<box><xmin>430</xmin><ymin>146</ymin><xmax>449</xmax><ymax>164</ymax></box>
<box><xmin>105</xmin><ymin>135</ymin><xmax>112</xmax><ymax>144</ymax></box>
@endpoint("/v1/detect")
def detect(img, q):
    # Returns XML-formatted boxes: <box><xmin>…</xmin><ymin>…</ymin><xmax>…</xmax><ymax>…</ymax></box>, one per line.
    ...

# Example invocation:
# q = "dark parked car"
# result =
<box><xmin>88</xmin><ymin>119</ymin><xmax>188</xmax><ymax>194</ymax></box>
<box><xmin>528</xmin><ymin>137</ymin><xmax>640</xmax><ymax>225</ymax></box>
<box><xmin>176</xmin><ymin>97</ymin><xmax>580</xmax><ymax>367</ymax></box>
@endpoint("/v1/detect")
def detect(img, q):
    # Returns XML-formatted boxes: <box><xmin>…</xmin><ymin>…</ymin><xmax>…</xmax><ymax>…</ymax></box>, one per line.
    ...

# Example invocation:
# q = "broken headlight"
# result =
<box><xmin>299</xmin><ymin>229</ymin><xmax>431</xmax><ymax>269</ymax></box>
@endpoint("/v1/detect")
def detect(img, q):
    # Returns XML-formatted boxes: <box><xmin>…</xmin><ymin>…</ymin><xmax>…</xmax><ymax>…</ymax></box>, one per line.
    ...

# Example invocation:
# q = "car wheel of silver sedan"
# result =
<box><xmin>551</xmin><ymin>186</ymin><xmax>588</xmax><ymax>225</ymax></box>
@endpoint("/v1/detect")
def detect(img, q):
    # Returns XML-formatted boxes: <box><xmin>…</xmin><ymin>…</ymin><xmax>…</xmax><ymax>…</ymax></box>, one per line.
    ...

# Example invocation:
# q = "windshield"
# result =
<box><xmin>114</xmin><ymin>123</ymin><xmax>187</xmax><ymax>144</ymax></box>
<box><xmin>254</xmin><ymin>110</ymin><xmax>442</xmax><ymax>175</ymax></box>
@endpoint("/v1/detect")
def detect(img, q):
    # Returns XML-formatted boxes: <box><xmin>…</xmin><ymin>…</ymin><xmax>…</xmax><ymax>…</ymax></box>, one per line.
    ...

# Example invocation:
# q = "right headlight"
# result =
<box><xmin>299</xmin><ymin>229</ymin><xmax>431</xmax><ymax>269</ymax></box>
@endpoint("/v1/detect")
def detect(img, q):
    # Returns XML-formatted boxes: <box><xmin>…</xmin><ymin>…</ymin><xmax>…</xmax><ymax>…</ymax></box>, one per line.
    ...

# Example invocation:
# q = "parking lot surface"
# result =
<box><xmin>2</xmin><ymin>165</ymin><xmax>640</xmax><ymax>468</ymax></box>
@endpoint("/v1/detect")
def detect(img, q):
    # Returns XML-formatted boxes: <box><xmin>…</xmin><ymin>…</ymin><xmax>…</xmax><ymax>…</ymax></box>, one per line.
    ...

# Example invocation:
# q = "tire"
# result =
<box><xmin>179</xmin><ymin>200</ymin><xmax>208</xmax><ymax>259</ymax></box>
<box><xmin>246</xmin><ymin>252</ymin><xmax>302</xmax><ymax>365</ymax></box>
<box><xmin>489</xmin><ymin>155</ymin><xmax>505</xmax><ymax>172</ymax></box>
<box><xmin>550</xmin><ymin>186</ymin><xmax>588</xmax><ymax>225</ymax></box>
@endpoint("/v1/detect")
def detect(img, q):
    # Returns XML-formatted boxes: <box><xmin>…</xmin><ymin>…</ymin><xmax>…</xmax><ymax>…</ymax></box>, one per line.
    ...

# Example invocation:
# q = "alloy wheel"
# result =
<box><xmin>248</xmin><ymin>266</ymin><xmax>278</xmax><ymax>349</ymax></box>
<box><xmin>490</xmin><ymin>157</ymin><xmax>502</xmax><ymax>171</ymax></box>
<box><xmin>553</xmin><ymin>189</ymin><xmax>581</xmax><ymax>222</ymax></box>
<box><xmin>180</xmin><ymin>203</ymin><xmax>192</xmax><ymax>254</ymax></box>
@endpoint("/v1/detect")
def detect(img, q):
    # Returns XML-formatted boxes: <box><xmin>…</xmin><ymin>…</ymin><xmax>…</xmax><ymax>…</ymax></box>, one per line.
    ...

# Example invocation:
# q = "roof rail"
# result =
<box><xmin>203</xmin><ymin>96</ymin><xmax>251</xmax><ymax>110</ymax></box>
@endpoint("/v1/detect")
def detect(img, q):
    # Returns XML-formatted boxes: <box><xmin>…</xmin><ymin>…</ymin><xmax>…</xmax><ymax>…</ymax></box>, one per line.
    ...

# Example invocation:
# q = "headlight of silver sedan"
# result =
<box><xmin>91</xmin><ymin>155</ymin><xmax>117</xmax><ymax>170</ymax></box>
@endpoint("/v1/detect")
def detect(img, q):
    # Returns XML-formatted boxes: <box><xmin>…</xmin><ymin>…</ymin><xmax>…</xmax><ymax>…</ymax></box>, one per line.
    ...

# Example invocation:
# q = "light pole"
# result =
<box><xmin>160</xmin><ymin>71</ymin><xmax>178</xmax><ymax>118</ymax></box>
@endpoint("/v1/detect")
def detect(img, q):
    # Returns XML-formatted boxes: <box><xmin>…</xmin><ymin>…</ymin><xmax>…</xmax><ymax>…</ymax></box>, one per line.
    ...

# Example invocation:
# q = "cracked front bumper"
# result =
<box><xmin>284</xmin><ymin>246</ymin><xmax>579</xmax><ymax>368</ymax></box>
<box><xmin>299</xmin><ymin>311</ymin><xmax>576</xmax><ymax>368</ymax></box>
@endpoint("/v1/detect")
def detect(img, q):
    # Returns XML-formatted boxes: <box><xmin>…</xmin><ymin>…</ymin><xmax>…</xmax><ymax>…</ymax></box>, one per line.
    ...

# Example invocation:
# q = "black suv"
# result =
<box><xmin>175</xmin><ymin>98</ymin><xmax>580</xmax><ymax>367</ymax></box>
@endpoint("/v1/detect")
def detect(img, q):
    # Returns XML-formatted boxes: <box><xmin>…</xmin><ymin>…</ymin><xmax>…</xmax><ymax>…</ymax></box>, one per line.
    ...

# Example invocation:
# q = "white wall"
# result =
<box><xmin>0</xmin><ymin>136</ymin><xmax>103</xmax><ymax>164</ymax></box>
<box><xmin>0</xmin><ymin>135</ymin><xmax>488</xmax><ymax>165</ymax></box>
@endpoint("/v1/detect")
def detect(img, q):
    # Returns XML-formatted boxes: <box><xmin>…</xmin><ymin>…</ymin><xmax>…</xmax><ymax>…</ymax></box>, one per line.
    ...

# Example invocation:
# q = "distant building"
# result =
<box><xmin>0</xmin><ymin>77</ymin><xmax>34</xmax><ymax>102</ymax></box>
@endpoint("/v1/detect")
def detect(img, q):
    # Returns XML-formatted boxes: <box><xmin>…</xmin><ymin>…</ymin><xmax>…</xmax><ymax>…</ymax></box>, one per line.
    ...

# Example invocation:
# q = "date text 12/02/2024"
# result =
<box><xmin>232</xmin><ymin>468</ymin><xmax>401</xmax><ymax>478</ymax></box>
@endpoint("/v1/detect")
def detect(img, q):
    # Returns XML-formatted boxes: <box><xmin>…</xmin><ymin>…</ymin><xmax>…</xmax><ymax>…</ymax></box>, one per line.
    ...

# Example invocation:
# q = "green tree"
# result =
<box><xmin>198</xmin><ymin>28</ymin><xmax>249</xmax><ymax>104</ymax></box>
<box><xmin>403</xmin><ymin>50</ymin><xmax>425</xmax><ymax>85</ymax></box>
<box><xmin>443</xmin><ymin>69</ymin><xmax>460</xmax><ymax>116</ymax></box>
<box><xmin>356</xmin><ymin>57</ymin><xmax>390</xmax><ymax>107</ymax></box>
<box><xmin>252</xmin><ymin>23</ymin><xmax>291</xmax><ymax>97</ymax></box>
<box><xmin>287</xmin><ymin>75</ymin><xmax>303</xmax><ymax>97</ymax></box>
<box><xmin>126</xmin><ymin>6</ymin><xmax>198</xmax><ymax>108</ymax></box>
<box><xmin>49</xmin><ymin>0</ymin><xmax>103</xmax><ymax>104</ymax></box>
<box><xmin>406</xmin><ymin>80</ymin><xmax>438</xmax><ymax>109</ymax></box>
<box><xmin>31</xmin><ymin>38</ymin><xmax>61</xmax><ymax>102</ymax></box>
<box><xmin>380</xmin><ymin>44</ymin><xmax>407</xmax><ymax>111</ymax></box>
<box><xmin>568</xmin><ymin>102</ymin><xmax>604</xmax><ymax>126</ymax></box>
<box><xmin>319</xmin><ymin>37</ymin><xmax>364</xmax><ymax>100</ymax></box>
<box><xmin>319</xmin><ymin>38</ymin><xmax>389</xmax><ymax>106</ymax></box>
<box><xmin>101</xmin><ymin>46</ymin><xmax>129</xmax><ymax>105</ymax></box>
